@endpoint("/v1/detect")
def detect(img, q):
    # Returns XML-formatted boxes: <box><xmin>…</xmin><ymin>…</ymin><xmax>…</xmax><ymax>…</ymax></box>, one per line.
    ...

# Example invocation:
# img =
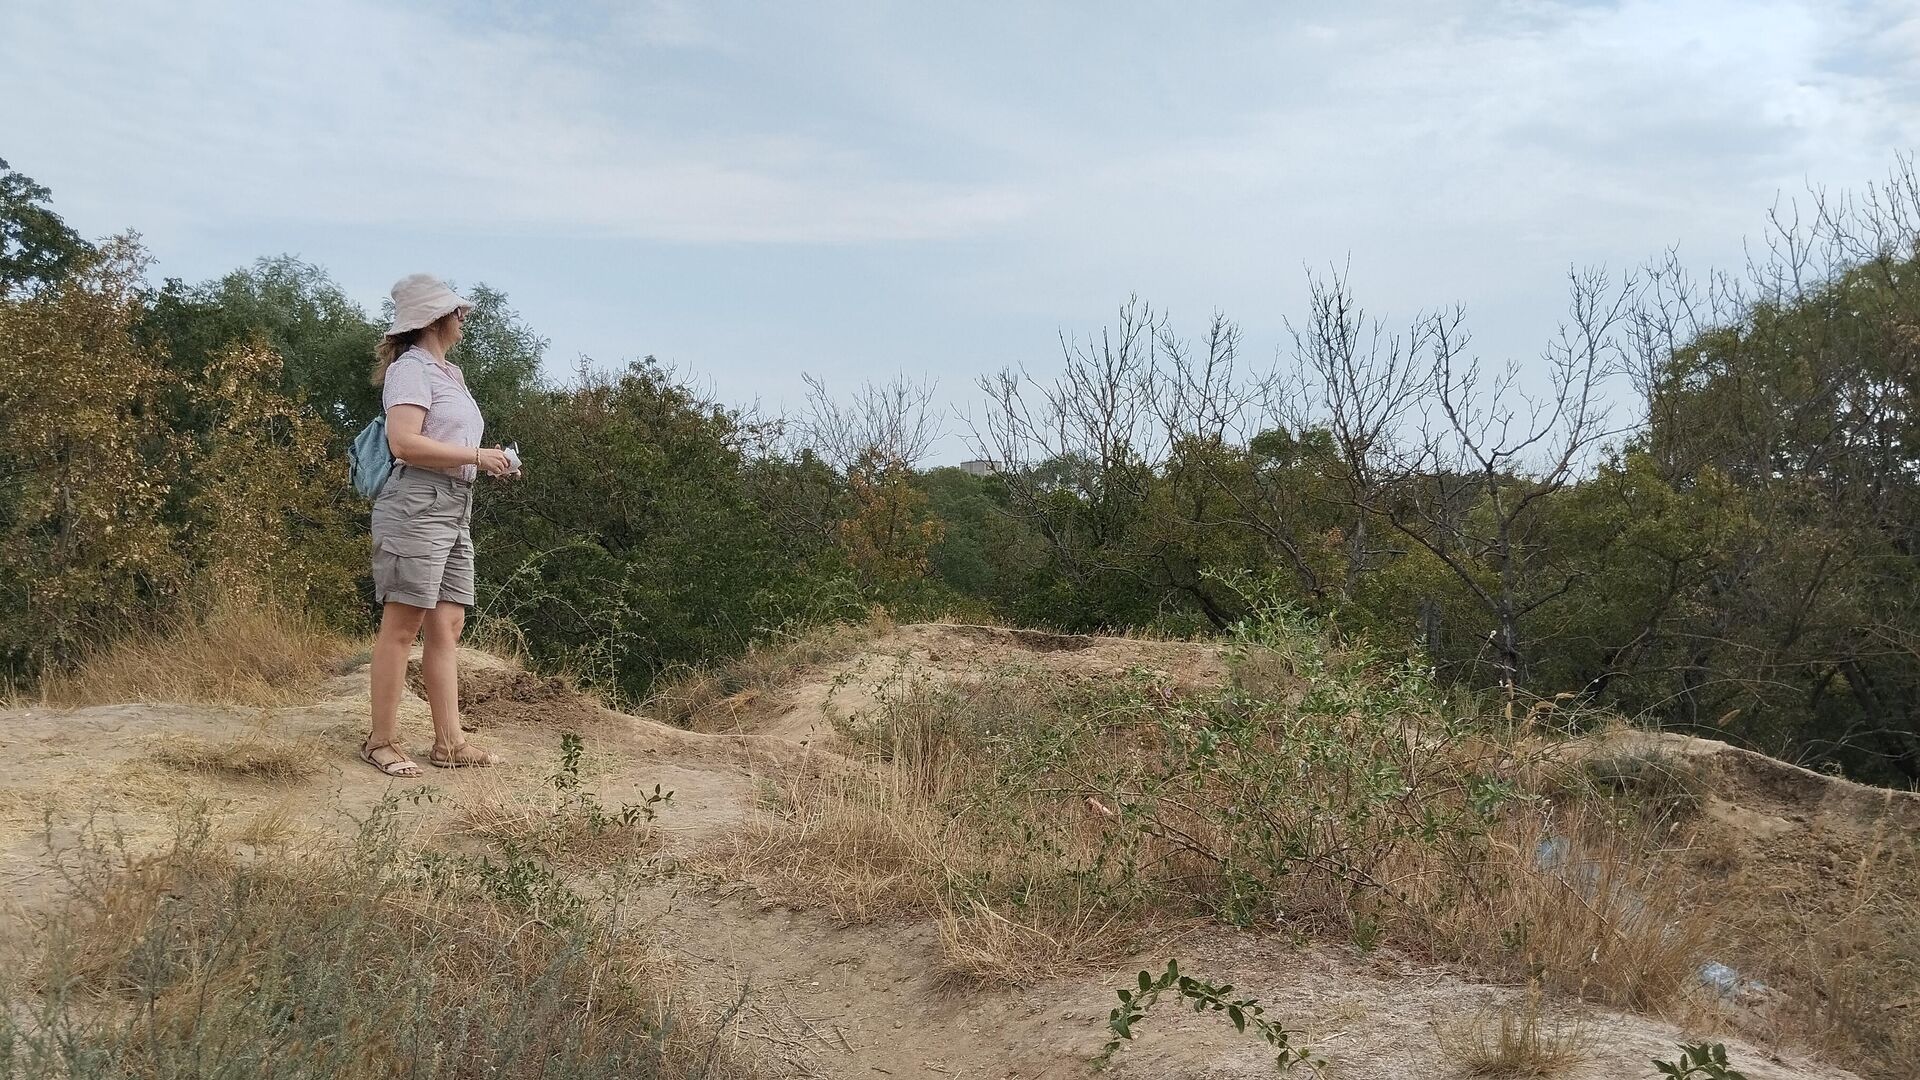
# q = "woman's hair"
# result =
<box><xmin>371</xmin><ymin>329</ymin><xmax>425</xmax><ymax>386</ymax></box>
<box><xmin>371</xmin><ymin>310</ymin><xmax>459</xmax><ymax>386</ymax></box>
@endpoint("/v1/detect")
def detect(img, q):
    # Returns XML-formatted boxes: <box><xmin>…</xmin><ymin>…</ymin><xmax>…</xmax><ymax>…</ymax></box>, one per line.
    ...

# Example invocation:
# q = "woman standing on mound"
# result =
<box><xmin>361</xmin><ymin>273</ymin><xmax>517</xmax><ymax>777</ymax></box>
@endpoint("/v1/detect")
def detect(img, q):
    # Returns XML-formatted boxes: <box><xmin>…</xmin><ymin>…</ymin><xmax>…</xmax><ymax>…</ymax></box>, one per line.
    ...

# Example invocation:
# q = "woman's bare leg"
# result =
<box><xmin>368</xmin><ymin>601</ymin><xmax>429</xmax><ymax>771</ymax></box>
<box><xmin>421</xmin><ymin>601</ymin><xmax>467</xmax><ymax>752</ymax></box>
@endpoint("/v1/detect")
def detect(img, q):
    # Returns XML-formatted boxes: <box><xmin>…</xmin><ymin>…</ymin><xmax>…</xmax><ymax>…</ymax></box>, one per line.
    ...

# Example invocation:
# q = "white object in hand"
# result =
<box><xmin>502</xmin><ymin>445</ymin><xmax>522</xmax><ymax>475</ymax></box>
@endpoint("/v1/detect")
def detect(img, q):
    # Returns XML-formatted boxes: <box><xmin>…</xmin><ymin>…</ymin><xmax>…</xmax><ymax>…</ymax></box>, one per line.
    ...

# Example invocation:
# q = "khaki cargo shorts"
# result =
<box><xmin>370</xmin><ymin>465</ymin><xmax>476</xmax><ymax>609</ymax></box>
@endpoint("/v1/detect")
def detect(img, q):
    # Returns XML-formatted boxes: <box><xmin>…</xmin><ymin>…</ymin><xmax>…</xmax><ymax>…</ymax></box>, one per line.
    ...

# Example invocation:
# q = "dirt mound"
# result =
<box><xmin>1609</xmin><ymin>730</ymin><xmax>1920</xmax><ymax>833</ymax></box>
<box><xmin>1571</xmin><ymin>729</ymin><xmax>1920</xmax><ymax>1063</ymax></box>
<box><xmin>405</xmin><ymin>649</ymin><xmax>604</xmax><ymax>729</ymax></box>
<box><xmin>946</xmin><ymin>623</ymin><xmax>1096</xmax><ymax>652</ymax></box>
<box><xmin>717</xmin><ymin>622</ymin><xmax>1231</xmax><ymax>746</ymax></box>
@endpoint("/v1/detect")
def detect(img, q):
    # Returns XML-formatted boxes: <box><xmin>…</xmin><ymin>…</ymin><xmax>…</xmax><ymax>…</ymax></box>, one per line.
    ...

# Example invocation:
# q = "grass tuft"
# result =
<box><xmin>691</xmin><ymin>769</ymin><xmax>943</xmax><ymax>925</ymax></box>
<box><xmin>44</xmin><ymin>595</ymin><xmax>351</xmax><ymax>708</ymax></box>
<box><xmin>936</xmin><ymin>896</ymin><xmax>1129</xmax><ymax>985</ymax></box>
<box><xmin>448</xmin><ymin>777</ymin><xmax>664</xmax><ymax>867</ymax></box>
<box><xmin>145</xmin><ymin>732</ymin><xmax>323</xmax><ymax>782</ymax></box>
<box><xmin>1438</xmin><ymin>986</ymin><xmax>1589</xmax><ymax>1077</ymax></box>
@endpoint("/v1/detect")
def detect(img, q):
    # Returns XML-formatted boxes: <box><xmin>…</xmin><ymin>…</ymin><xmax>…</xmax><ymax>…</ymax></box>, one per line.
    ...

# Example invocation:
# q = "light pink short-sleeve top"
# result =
<box><xmin>382</xmin><ymin>346</ymin><xmax>485</xmax><ymax>482</ymax></box>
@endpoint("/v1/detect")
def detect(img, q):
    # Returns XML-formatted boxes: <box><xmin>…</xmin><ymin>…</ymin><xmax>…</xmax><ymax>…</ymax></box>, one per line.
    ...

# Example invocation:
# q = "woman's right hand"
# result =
<box><xmin>476</xmin><ymin>447</ymin><xmax>514</xmax><ymax>477</ymax></box>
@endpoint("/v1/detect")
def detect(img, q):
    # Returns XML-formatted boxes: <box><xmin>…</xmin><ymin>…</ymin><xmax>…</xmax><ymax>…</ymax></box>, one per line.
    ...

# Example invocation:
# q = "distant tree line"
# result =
<box><xmin>2</xmin><ymin>155</ymin><xmax>1914</xmax><ymax>784</ymax></box>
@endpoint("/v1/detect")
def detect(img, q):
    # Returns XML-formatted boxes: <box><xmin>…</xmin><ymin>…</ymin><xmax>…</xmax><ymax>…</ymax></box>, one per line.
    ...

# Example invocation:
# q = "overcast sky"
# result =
<box><xmin>5</xmin><ymin>0</ymin><xmax>1918</xmax><ymax>461</ymax></box>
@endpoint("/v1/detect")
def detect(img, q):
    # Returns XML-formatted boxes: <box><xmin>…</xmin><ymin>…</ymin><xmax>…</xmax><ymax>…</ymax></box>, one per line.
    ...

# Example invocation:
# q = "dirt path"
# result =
<box><xmin>0</xmin><ymin>626</ymin><xmax>1868</xmax><ymax>1079</ymax></box>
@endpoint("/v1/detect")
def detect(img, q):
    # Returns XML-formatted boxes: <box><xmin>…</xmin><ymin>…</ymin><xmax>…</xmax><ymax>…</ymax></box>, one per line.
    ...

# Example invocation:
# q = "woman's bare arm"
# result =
<box><xmin>385</xmin><ymin>405</ymin><xmax>510</xmax><ymax>474</ymax></box>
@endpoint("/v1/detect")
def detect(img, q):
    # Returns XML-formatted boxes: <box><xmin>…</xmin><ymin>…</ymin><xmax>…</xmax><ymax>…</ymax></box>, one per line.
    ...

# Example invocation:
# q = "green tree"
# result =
<box><xmin>184</xmin><ymin>336</ymin><xmax>362</xmax><ymax>618</ymax></box>
<box><xmin>0</xmin><ymin>237</ymin><xmax>181</xmax><ymax>673</ymax></box>
<box><xmin>143</xmin><ymin>261</ymin><xmax>544</xmax><ymax>440</ymax></box>
<box><xmin>919</xmin><ymin>466</ymin><xmax>1040</xmax><ymax>614</ymax></box>
<box><xmin>474</xmin><ymin>361</ymin><xmax>860</xmax><ymax>700</ymax></box>
<box><xmin>1630</xmin><ymin>242</ymin><xmax>1920</xmax><ymax>779</ymax></box>
<box><xmin>445</xmin><ymin>282</ymin><xmax>547</xmax><ymax>426</ymax></box>
<box><xmin>838</xmin><ymin>452</ymin><xmax>943</xmax><ymax>590</ymax></box>
<box><xmin>0</xmin><ymin>158</ymin><xmax>87</xmax><ymax>296</ymax></box>
<box><xmin>144</xmin><ymin>257</ymin><xmax>383</xmax><ymax>432</ymax></box>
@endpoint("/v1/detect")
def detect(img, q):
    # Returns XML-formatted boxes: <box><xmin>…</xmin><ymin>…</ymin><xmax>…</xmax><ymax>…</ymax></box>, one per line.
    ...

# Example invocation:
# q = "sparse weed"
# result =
<box><xmin>412</xmin><ymin>841</ymin><xmax>588</xmax><ymax>926</ymax></box>
<box><xmin>1100</xmin><ymin>959</ymin><xmax>1320</xmax><ymax>1072</ymax></box>
<box><xmin>708</xmin><ymin>605</ymin><xmax>1703</xmax><ymax>1009</ymax></box>
<box><xmin>1652</xmin><ymin>1042</ymin><xmax>1748</xmax><ymax>1080</ymax></box>
<box><xmin>552</xmin><ymin>731</ymin><xmax>674</xmax><ymax>829</ymax></box>
<box><xmin>451</xmin><ymin>733</ymin><xmax>673</xmax><ymax>865</ymax></box>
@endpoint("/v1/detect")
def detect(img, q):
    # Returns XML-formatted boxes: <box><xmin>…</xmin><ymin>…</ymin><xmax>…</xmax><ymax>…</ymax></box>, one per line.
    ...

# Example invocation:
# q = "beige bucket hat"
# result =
<box><xmin>385</xmin><ymin>273</ymin><xmax>474</xmax><ymax>336</ymax></box>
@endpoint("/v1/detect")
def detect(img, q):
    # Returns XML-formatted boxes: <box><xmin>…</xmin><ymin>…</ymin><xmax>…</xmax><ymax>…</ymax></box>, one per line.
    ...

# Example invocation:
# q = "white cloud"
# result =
<box><xmin>0</xmin><ymin>0</ymin><xmax>1036</xmax><ymax>243</ymax></box>
<box><xmin>7</xmin><ymin>0</ymin><xmax>1911</xmax><ymax>257</ymax></box>
<box><xmin>894</xmin><ymin>0</ymin><xmax>1920</xmax><ymax>336</ymax></box>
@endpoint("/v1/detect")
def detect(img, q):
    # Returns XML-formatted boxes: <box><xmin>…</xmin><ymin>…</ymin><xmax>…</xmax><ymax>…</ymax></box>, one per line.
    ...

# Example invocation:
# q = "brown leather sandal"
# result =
<box><xmin>361</xmin><ymin>739</ymin><xmax>423</xmax><ymax>778</ymax></box>
<box><xmin>429</xmin><ymin>741</ymin><xmax>504</xmax><ymax>769</ymax></box>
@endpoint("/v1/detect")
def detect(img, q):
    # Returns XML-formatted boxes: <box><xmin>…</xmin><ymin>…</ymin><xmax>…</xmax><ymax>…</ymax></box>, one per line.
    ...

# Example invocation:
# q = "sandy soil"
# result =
<box><xmin>0</xmin><ymin>623</ymin><xmax>1876</xmax><ymax>1080</ymax></box>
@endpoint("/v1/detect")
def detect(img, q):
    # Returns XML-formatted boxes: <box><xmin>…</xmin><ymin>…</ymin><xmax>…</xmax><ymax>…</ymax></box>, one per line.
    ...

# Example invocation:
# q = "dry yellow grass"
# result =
<box><xmin>44</xmin><ymin>596</ymin><xmax>350</xmax><ymax>707</ymax></box>
<box><xmin>144</xmin><ymin>732</ymin><xmax>323</xmax><ymax>782</ymax></box>
<box><xmin>694</xmin><ymin>765</ymin><xmax>1137</xmax><ymax>981</ymax></box>
<box><xmin>229</xmin><ymin>800</ymin><xmax>304</xmax><ymax>847</ymax></box>
<box><xmin>691</xmin><ymin>769</ymin><xmax>946</xmax><ymax>924</ymax></box>
<box><xmin>1438</xmin><ymin>986</ymin><xmax>1590</xmax><ymax>1078</ymax></box>
<box><xmin>1684</xmin><ymin>791</ymin><xmax>1920</xmax><ymax>1073</ymax></box>
<box><xmin>101</xmin><ymin>760</ymin><xmax>232</xmax><ymax>814</ymax></box>
<box><xmin>1425</xmin><ymin>807</ymin><xmax>1707</xmax><ymax>1010</ymax></box>
<box><xmin>1797</xmin><ymin>871</ymin><xmax>1920</xmax><ymax>1065</ymax></box>
<box><xmin>1520</xmin><ymin>738</ymin><xmax>1920</xmax><ymax>1077</ymax></box>
<box><xmin>936</xmin><ymin>896</ymin><xmax>1130</xmax><ymax>985</ymax></box>
<box><xmin>17</xmin><ymin>811</ymin><xmax>762</xmax><ymax>1080</ymax></box>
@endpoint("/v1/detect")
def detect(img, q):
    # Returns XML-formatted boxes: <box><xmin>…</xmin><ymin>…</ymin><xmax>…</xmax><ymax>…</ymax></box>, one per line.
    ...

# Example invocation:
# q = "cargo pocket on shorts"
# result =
<box><xmin>373</xmin><ymin>534</ymin><xmax>451</xmax><ymax>604</ymax></box>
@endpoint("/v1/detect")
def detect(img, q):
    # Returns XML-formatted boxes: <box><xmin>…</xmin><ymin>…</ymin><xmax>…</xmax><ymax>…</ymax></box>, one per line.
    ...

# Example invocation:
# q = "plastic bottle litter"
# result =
<box><xmin>1698</xmin><ymin>961</ymin><xmax>1741</xmax><ymax>993</ymax></box>
<box><xmin>1698</xmin><ymin>960</ymin><xmax>1772</xmax><ymax>1003</ymax></box>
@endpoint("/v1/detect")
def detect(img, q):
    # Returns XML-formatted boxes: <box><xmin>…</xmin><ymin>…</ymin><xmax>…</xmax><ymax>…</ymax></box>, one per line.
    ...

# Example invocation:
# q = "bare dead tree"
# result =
<box><xmin>1376</xmin><ymin>267</ymin><xmax>1641</xmax><ymax>693</ymax></box>
<box><xmin>971</xmin><ymin>296</ymin><xmax>1168</xmax><ymax>487</ymax></box>
<box><xmin>967</xmin><ymin>296</ymin><xmax>1172</xmax><ymax>590</ymax></box>
<box><xmin>800</xmin><ymin>372</ymin><xmax>943</xmax><ymax>472</ymax></box>
<box><xmin>1140</xmin><ymin>310</ymin><xmax>1329</xmax><ymax>619</ymax></box>
<box><xmin>1149</xmin><ymin>309</ymin><xmax>1252</xmax><ymax>449</ymax></box>
<box><xmin>1274</xmin><ymin>266</ymin><xmax>1430</xmax><ymax>599</ymax></box>
<box><xmin>1137</xmin><ymin>308</ymin><xmax>1326</xmax><ymax>601</ymax></box>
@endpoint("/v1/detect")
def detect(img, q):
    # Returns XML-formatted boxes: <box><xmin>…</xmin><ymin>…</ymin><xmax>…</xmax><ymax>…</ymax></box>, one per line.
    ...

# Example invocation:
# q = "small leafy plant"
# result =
<box><xmin>552</xmin><ymin>731</ymin><xmax>674</xmax><ymax>831</ymax></box>
<box><xmin>1652</xmin><ymin>1043</ymin><xmax>1747</xmax><ymax>1080</ymax></box>
<box><xmin>1100</xmin><ymin>959</ymin><xmax>1319</xmax><ymax>1072</ymax></box>
<box><xmin>413</xmin><ymin>843</ymin><xmax>587</xmax><ymax>925</ymax></box>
